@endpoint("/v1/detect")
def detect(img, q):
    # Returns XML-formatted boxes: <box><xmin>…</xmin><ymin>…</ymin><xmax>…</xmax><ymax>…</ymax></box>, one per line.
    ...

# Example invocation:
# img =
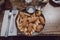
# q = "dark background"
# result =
<box><xmin>0</xmin><ymin>36</ymin><xmax>60</xmax><ymax>40</ymax></box>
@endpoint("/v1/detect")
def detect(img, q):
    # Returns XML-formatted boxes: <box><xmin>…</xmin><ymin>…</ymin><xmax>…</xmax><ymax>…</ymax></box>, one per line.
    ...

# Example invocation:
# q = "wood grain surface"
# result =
<box><xmin>0</xmin><ymin>0</ymin><xmax>60</xmax><ymax>36</ymax></box>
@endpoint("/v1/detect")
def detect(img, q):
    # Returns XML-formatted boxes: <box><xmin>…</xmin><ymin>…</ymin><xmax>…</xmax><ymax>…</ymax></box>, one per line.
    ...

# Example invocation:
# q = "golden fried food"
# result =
<box><xmin>35</xmin><ymin>19</ymin><xmax>41</xmax><ymax>25</ymax></box>
<box><xmin>24</xmin><ymin>13</ymin><xmax>31</xmax><ymax>16</ymax></box>
<box><xmin>36</xmin><ymin>25</ymin><xmax>43</xmax><ymax>32</ymax></box>
<box><xmin>16</xmin><ymin>10</ymin><xmax>45</xmax><ymax>36</ymax></box>
<box><xmin>39</xmin><ymin>16</ymin><xmax>45</xmax><ymax>24</ymax></box>
<box><xmin>28</xmin><ymin>17</ymin><xmax>38</xmax><ymax>23</ymax></box>
<box><xmin>20</xmin><ymin>12</ymin><xmax>25</xmax><ymax>18</ymax></box>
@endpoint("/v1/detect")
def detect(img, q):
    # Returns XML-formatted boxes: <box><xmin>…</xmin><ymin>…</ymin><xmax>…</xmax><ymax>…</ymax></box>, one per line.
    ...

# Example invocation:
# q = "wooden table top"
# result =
<box><xmin>0</xmin><ymin>0</ymin><xmax>60</xmax><ymax>36</ymax></box>
<box><xmin>1</xmin><ymin>9</ymin><xmax>60</xmax><ymax>36</ymax></box>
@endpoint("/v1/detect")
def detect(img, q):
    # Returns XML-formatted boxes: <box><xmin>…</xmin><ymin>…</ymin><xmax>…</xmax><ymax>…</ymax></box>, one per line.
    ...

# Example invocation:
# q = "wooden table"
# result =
<box><xmin>0</xmin><ymin>1</ymin><xmax>60</xmax><ymax>36</ymax></box>
<box><xmin>41</xmin><ymin>3</ymin><xmax>60</xmax><ymax>35</ymax></box>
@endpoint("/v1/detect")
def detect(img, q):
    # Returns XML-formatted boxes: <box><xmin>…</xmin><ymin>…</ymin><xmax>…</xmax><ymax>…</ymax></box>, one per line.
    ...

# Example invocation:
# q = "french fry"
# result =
<box><xmin>35</xmin><ymin>19</ymin><xmax>41</xmax><ymax>25</ymax></box>
<box><xmin>20</xmin><ymin>12</ymin><xmax>25</xmax><ymax>18</ymax></box>
<box><xmin>28</xmin><ymin>17</ymin><xmax>38</xmax><ymax>23</ymax></box>
<box><xmin>33</xmin><ymin>24</ymin><xmax>37</xmax><ymax>31</ymax></box>
<box><xmin>24</xmin><ymin>13</ymin><xmax>31</xmax><ymax>16</ymax></box>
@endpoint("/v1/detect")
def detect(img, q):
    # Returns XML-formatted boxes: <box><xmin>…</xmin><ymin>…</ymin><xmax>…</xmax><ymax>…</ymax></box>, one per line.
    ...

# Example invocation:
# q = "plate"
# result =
<box><xmin>15</xmin><ymin>9</ymin><xmax>45</xmax><ymax>36</ymax></box>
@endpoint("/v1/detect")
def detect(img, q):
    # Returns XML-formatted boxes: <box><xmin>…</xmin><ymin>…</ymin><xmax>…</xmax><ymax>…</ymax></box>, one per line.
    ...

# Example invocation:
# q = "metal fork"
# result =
<box><xmin>10</xmin><ymin>10</ymin><xmax>17</xmax><ymax>33</ymax></box>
